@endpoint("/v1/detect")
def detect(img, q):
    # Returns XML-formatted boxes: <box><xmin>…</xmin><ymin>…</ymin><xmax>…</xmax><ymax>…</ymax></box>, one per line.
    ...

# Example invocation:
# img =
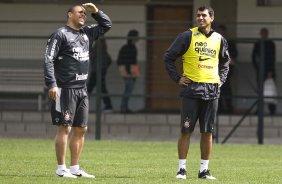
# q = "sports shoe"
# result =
<box><xmin>176</xmin><ymin>168</ymin><xmax>187</xmax><ymax>179</ymax></box>
<box><xmin>198</xmin><ymin>169</ymin><xmax>216</xmax><ymax>180</ymax></box>
<box><xmin>70</xmin><ymin>168</ymin><xmax>95</xmax><ymax>178</ymax></box>
<box><xmin>56</xmin><ymin>169</ymin><xmax>77</xmax><ymax>178</ymax></box>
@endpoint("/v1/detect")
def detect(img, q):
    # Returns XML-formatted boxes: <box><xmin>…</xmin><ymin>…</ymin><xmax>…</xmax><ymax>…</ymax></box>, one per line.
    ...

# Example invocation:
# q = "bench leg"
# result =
<box><xmin>38</xmin><ymin>94</ymin><xmax>42</xmax><ymax>111</ymax></box>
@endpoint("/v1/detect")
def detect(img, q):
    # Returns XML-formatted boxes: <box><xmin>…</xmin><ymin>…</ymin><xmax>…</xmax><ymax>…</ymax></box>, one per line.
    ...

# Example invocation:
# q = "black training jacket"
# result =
<box><xmin>44</xmin><ymin>10</ymin><xmax>112</xmax><ymax>89</ymax></box>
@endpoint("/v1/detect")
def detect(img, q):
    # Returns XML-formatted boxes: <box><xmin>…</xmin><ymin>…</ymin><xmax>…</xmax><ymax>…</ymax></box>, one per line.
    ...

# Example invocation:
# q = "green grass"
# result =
<box><xmin>0</xmin><ymin>138</ymin><xmax>281</xmax><ymax>183</ymax></box>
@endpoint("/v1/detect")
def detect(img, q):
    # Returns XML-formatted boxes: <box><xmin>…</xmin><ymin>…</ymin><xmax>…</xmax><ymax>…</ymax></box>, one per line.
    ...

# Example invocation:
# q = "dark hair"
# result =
<box><xmin>197</xmin><ymin>6</ymin><xmax>215</xmax><ymax>17</ymax></box>
<box><xmin>127</xmin><ymin>29</ymin><xmax>139</xmax><ymax>44</ymax></box>
<box><xmin>260</xmin><ymin>27</ymin><xmax>269</xmax><ymax>38</ymax></box>
<box><xmin>260</xmin><ymin>27</ymin><xmax>268</xmax><ymax>34</ymax></box>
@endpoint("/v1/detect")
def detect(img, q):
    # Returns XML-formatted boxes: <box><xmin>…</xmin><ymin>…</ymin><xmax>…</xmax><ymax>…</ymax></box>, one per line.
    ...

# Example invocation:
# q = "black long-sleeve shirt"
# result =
<box><xmin>44</xmin><ymin>10</ymin><xmax>112</xmax><ymax>89</ymax></box>
<box><xmin>252</xmin><ymin>40</ymin><xmax>276</xmax><ymax>76</ymax></box>
<box><xmin>164</xmin><ymin>28</ymin><xmax>230</xmax><ymax>100</ymax></box>
<box><xmin>117</xmin><ymin>43</ymin><xmax>137</xmax><ymax>74</ymax></box>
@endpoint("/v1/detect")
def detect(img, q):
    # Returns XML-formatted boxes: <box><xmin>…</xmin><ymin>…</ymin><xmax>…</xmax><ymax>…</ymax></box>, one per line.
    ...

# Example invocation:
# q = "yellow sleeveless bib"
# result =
<box><xmin>182</xmin><ymin>27</ymin><xmax>221</xmax><ymax>83</ymax></box>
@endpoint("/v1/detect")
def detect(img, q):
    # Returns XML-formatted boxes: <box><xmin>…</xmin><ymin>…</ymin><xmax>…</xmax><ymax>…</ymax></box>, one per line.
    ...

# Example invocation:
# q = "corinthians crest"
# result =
<box><xmin>183</xmin><ymin>117</ymin><xmax>190</xmax><ymax>128</ymax></box>
<box><xmin>63</xmin><ymin>110</ymin><xmax>71</xmax><ymax>122</ymax></box>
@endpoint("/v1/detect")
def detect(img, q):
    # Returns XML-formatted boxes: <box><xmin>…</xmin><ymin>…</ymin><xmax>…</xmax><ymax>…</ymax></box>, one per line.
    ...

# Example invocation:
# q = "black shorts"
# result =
<box><xmin>180</xmin><ymin>97</ymin><xmax>218</xmax><ymax>133</ymax></box>
<box><xmin>51</xmin><ymin>87</ymin><xmax>89</xmax><ymax>127</ymax></box>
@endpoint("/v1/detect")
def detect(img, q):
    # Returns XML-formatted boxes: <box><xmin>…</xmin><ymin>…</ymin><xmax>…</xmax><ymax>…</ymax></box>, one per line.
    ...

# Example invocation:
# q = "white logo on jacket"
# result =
<box><xmin>73</xmin><ymin>47</ymin><xmax>89</xmax><ymax>62</ymax></box>
<box><xmin>76</xmin><ymin>73</ymin><xmax>88</xmax><ymax>80</ymax></box>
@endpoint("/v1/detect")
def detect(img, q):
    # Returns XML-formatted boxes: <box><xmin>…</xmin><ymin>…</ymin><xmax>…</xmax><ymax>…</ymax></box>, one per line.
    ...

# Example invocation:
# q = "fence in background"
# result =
<box><xmin>1</xmin><ymin>20</ymin><xmax>282</xmax><ymax>143</ymax></box>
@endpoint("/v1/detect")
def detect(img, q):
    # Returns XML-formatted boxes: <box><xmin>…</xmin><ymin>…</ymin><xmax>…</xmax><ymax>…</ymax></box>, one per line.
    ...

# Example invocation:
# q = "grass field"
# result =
<box><xmin>0</xmin><ymin>138</ymin><xmax>281</xmax><ymax>184</ymax></box>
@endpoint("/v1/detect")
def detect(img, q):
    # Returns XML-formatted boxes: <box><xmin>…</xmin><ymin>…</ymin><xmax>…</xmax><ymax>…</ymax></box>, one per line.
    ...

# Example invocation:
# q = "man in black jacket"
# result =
<box><xmin>117</xmin><ymin>30</ymin><xmax>139</xmax><ymax>113</ymax></box>
<box><xmin>252</xmin><ymin>27</ymin><xmax>276</xmax><ymax>115</ymax></box>
<box><xmin>164</xmin><ymin>6</ymin><xmax>230</xmax><ymax>180</ymax></box>
<box><xmin>44</xmin><ymin>3</ymin><xmax>111</xmax><ymax>178</ymax></box>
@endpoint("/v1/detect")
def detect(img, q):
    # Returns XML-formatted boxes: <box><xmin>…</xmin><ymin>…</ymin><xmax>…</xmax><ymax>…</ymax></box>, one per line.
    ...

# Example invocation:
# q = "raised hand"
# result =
<box><xmin>82</xmin><ymin>3</ymin><xmax>99</xmax><ymax>14</ymax></box>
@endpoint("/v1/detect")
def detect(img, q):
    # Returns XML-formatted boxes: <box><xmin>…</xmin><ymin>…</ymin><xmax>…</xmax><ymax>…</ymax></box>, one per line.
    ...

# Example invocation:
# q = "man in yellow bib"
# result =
<box><xmin>164</xmin><ymin>6</ymin><xmax>230</xmax><ymax>180</ymax></box>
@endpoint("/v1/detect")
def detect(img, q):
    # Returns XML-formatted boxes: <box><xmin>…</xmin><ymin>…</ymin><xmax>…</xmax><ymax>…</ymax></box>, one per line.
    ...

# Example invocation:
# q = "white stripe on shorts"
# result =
<box><xmin>55</xmin><ymin>88</ymin><xmax>62</xmax><ymax>112</ymax></box>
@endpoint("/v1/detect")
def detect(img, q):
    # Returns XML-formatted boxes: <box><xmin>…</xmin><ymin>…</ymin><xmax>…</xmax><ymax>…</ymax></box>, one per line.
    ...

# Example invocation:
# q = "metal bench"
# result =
<box><xmin>0</xmin><ymin>68</ymin><xmax>46</xmax><ymax>111</ymax></box>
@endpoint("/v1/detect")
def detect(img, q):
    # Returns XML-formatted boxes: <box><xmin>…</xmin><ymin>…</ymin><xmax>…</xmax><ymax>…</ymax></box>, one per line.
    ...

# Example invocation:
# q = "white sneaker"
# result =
<box><xmin>70</xmin><ymin>168</ymin><xmax>95</xmax><ymax>178</ymax></box>
<box><xmin>198</xmin><ymin>169</ymin><xmax>216</xmax><ymax>180</ymax></box>
<box><xmin>176</xmin><ymin>168</ymin><xmax>187</xmax><ymax>179</ymax></box>
<box><xmin>56</xmin><ymin>169</ymin><xmax>77</xmax><ymax>178</ymax></box>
